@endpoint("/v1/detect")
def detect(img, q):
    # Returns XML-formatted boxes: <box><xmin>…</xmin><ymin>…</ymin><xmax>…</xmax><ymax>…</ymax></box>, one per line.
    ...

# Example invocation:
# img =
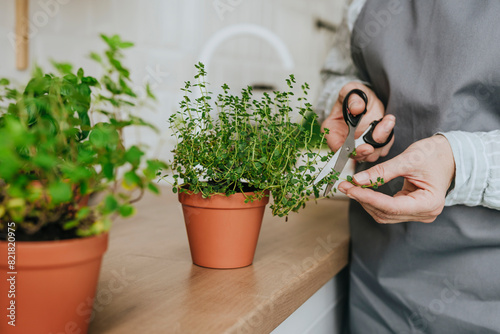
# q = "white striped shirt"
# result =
<box><xmin>441</xmin><ymin>131</ymin><xmax>500</xmax><ymax>209</ymax></box>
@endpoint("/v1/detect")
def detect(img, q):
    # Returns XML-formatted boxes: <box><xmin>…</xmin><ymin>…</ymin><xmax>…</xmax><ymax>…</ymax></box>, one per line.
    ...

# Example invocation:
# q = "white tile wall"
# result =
<box><xmin>0</xmin><ymin>0</ymin><xmax>345</xmax><ymax>161</ymax></box>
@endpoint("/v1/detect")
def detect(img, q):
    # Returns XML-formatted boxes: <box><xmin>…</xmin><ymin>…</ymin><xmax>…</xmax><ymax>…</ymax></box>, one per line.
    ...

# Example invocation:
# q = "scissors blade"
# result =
<box><xmin>313</xmin><ymin>148</ymin><xmax>341</xmax><ymax>186</ymax></box>
<box><xmin>316</xmin><ymin>130</ymin><xmax>357</xmax><ymax>195</ymax></box>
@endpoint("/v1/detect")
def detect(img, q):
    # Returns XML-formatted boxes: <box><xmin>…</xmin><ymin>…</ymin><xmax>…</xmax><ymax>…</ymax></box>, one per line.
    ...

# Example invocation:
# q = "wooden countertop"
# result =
<box><xmin>89</xmin><ymin>188</ymin><xmax>349</xmax><ymax>334</ymax></box>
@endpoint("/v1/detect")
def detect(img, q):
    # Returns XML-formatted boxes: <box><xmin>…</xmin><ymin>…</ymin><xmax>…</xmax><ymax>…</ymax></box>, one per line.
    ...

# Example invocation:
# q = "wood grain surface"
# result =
<box><xmin>89</xmin><ymin>188</ymin><xmax>349</xmax><ymax>334</ymax></box>
<box><xmin>16</xmin><ymin>0</ymin><xmax>29</xmax><ymax>70</ymax></box>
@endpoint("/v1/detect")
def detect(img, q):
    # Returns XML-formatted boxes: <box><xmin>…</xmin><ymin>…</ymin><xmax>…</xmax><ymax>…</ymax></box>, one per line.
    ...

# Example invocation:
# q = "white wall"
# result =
<box><xmin>0</xmin><ymin>0</ymin><xmax>344</xmax><ymax>161</ymax></box>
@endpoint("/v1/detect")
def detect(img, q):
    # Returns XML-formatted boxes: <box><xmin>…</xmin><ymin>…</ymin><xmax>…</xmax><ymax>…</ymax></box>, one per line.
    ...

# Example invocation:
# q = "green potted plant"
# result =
<box><xmin>0</xmin><ymin>35</ymin><xmax>166</xmax><ymax>334</ymax></box>
<box><xmin>166</xmin><ymin>63</ymin><xmax>337</xmax><ymax>269</ymax></box>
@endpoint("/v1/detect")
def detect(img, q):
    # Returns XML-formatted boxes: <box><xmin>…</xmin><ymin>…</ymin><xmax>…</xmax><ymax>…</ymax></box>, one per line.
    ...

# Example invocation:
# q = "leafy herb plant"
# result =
<box><xmin>0</xmin><ymin>34</ymin><xmax>166</xmax><ymax>241</ymax></box>
<box><xmin>167</xmin><ymin>63</ymin><xmax>337</xmax><ymax>217</ymax></box>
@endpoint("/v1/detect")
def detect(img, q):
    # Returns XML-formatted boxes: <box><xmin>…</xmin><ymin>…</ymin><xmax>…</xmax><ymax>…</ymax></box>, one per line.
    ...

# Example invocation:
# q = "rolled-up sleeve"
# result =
<box><xmin>315</xmin><ymin>0</ymin><xmax>367</xmax><ymax>122</ymax></box>
<box><xmin>440</xmin><ymin>130</ymin><xmax>500</xmax><ymax>210</ymax></box>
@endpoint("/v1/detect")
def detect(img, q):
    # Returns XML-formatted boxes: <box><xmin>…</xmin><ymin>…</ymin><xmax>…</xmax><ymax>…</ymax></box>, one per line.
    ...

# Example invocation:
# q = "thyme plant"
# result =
<box><xmin>168</xmin><ymin>63</ymin><xmax>338</xmax><ymax>217</ymax></box>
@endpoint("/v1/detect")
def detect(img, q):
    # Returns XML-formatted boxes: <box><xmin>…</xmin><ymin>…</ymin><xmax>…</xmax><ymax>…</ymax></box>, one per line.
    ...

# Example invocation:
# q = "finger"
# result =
<box><xmin>346</xmin><ymin>94</ymin><xmax>366</xmax><ymax>115</ymax></box>
<box><xmin>322</xmin><ymin>117</ymin><xmax>348</xmax><ymax>152</ymax></box>
<box><xmin>346</xmin><ymin>182</ymin><xmax>443</xmax><ymax>220</ymax></box>
<box><xmin>340</xmin><ymin>178</ymin><xmax>442</xmax><ymax>224</ymax></box>
<box><xmin>338</xmin><ymin>182</ymin><xmax>408</xmax><ymax>223</ymax></box>
<box><xmin>353</xmin><ymin>143</ymin><xmax>375</xmax><ymax>157</ymax></box>
<box><xmin>351</xmin><ymin>155</ymin><xmax>406</xmax><ymax>186</ymax></box>
<box><xmin>338</xmin><ymin>82</ymin><xmax>368</xmax><ymax>116</ymax></box>
<box><xmin>338</xmin><ymin>180</ymin><xmax>355</xmax><ymax>194</ymax></box>
<box><xmin>338</xmin><ymin>82</ymin><xmax>366</xmax><ymax>102</ymax></box>
<box><xmin>342</xmin><ymin>185</ymin><xmax>423</xmax><ymax>216</ymax></box>
<box><xmin>339</xmin><ymin>181</ymin><xmax>436</xmax><ymax>223</ymax></box>
<box><xmin>347</xmin><ymin>195</ymin><xmax>407</xmax><ymax>224</ymax></box>
<box><xmin>353</xmin><ymin>134</ymin><xmax>395</xmax><ymax>162</ymax></box>
<box><xmin>361</xmin><ymin>200</ymin><xmax>438</xmax><ymax>224</ymax></box>
<box><xmin>371</xmin><ymin>114</ymin><xmax>396</xmax><ymax>143</ymax></box>
<box><xmin>379</xmin><ymin>135</ymin><xmax>395</xmax><ymax>156</ymax></box>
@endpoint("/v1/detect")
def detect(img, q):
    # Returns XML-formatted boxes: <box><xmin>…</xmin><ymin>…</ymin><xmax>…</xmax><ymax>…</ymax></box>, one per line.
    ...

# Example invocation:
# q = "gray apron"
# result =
<box><xmin>348</xmin><ymin>1</ymin><xmax>500</xmax><ymax>333</ymax></box>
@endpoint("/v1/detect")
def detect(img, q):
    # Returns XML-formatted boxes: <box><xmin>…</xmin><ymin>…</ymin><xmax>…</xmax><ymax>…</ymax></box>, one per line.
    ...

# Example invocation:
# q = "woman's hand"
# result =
<box><xmin>322</xmin><ymin>82</ymin><xmax>395</xmax><ymax>162</ymax></box>
<box><xmin>338</xmin><ymin>135</ymin><xmax>456</xmax><ymax>224</ymax></box>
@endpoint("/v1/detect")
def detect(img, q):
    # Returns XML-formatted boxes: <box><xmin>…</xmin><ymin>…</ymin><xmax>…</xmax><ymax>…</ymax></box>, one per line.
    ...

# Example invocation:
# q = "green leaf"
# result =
<box><xmin>89</xmin><ymin>52</ymin><xmax>102</xmax><ymax>63</ymax></box>
<box><xmin>48</xmin><ymin>181</ymin><xmax>72</xmax><ymax>204</ymax></box>
<box><xmin>62</xmin><ymin>164</ymin><xmax>93</xmax><ymax>182</ymax></box>
<box><xmin>51</xmin><ymin>60</ymin><xmax>74</xmax><ymax>75</ymax></box>
<box><xmin>146</xmin><ymin>83</ymin><xmax>156</xmax><ymax>100</ymax></box>
<box><xmin>82</xmin><ymin>76</ymin><xmax>98</xmax><ymax>86</ymax></box>
<box><xmin>125</xmin><ymin>146</ymin><xmax>144</xmax><ymax>167</ymax></box>
<box><xmin>89</xmin><ymin>128</ymin><xmax>107</xmax><ymax>147</ymax></box>
<box><xmin>104</xmin><ymin>195</ymin><xmax>118</xmax><ymax>213</ymax></box>
<box><xmin>77</xmin><ymin>68</ymin><xmax>84</xmax><ymax>79</ymax></box>
<box><xmin>31</xmin><ymin>64</ymin><xmax>44</xmax><ymax>78</ymax></box>
<box><xmin>89</xmin><ymin>124</ymin><xmax>119</xmax><ymax>148</ymax></box>
<box><xmin>77</xmin><ymin>147</ymin><xmax>96</xmax><ymax>164</ymax></box>
<box><xmin>24</xmin><ymin>76</ymin><xmax>51</xmax><ymax>96</ymax></box>
<box><xmin>0</xmin><ymin>148</ymin><xmax>22</xmax><ymax>179</ymax></box>
<box><xmin>119</xmin><ymin>204</ymin><xmax>136</xmax><ymax>217</ymax></box>
<box><xmin>147</xmin><ymin>182</ymin><xmax>160</xmax><ymax>194</ymax></box>
<box><xmin>144</xmin><ymin>160</ymin><xmax>167</xmax><ymax>179</ymax></box>
<box><xmin>33</xmin><ymin>153</ymin><xmax>58</xmax><ymax>169</ymax></box>
<box><xmin>103</xmin><ymin>163</ymin><xmax>114</xmax><ymax>180</ymax></box>
<box><xmin>124</xmin><ymin>171</ymin><xmax>142</xmax><ymax>187</ymax></box>
<box><xmin>63</xmin><ymin>220</ymin><xmax>79</xmax><ymax>230</ymax></box>
<box><xmin>118</xmin><ymin>41</ymin><xmax>134</xmax><ymax>49</ymax></box>
<box><xmin>100</xmin><ymin>34</ymin><xmax>134</xmax><ymax>50</ymax></box>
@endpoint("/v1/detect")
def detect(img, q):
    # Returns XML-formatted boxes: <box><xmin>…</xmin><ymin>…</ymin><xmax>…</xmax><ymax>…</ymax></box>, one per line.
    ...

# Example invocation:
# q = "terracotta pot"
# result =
<box><xmin>0</xmin><ymin>233</ymin><xmax>108</xmax><ymax>334</ymax></box>
<box><xmin>179</xmin><ymin>191</ymin><xmax>269</xmax><ymax>269</ymax></box>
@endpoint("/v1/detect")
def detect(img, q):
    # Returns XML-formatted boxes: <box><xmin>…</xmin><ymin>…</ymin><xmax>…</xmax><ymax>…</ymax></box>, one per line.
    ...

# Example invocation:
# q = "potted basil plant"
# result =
<box><xmin>0</xmin><ymin>35</ymin><xmax>166</xmax><ymax>334</ymax></box>
<box><xmin>166</xmin><ymin>63</ymin><xmax>337</xmax><ymax>269</ymax></box>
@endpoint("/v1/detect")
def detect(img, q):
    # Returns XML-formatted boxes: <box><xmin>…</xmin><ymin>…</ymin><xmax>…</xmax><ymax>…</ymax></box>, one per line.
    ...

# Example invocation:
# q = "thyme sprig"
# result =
<box><xmin>346</xmin><ymin>175</ymin><xmax>385</xmax><ymax>189</ymax></box>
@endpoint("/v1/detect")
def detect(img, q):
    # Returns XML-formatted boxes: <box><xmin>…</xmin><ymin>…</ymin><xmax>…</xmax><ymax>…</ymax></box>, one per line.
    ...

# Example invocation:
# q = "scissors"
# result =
<box><xmin>313</xmin><ymin>89</ymin><xmax>394</xmax><ymax>195</ymax></box>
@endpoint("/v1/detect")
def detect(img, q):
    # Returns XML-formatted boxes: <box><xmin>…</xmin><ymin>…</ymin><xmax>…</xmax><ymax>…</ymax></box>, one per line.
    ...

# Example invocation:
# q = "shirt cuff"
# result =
<box><xmin>438</xmin><ymin>131</ymin><xmax>489</xmax><ymax>207</ymax></box>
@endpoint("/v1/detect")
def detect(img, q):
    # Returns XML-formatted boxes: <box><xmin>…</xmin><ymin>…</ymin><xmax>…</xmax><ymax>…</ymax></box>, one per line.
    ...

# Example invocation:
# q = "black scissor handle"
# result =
<box><xmin>342</xmin><ymin>89</ymin><xmax>368</xmax><ymax>128</ymax></box>
<box><xmin>363</xmin><ymin>118</ymin><xmax>395</xmax><ymax>148</ymax></box>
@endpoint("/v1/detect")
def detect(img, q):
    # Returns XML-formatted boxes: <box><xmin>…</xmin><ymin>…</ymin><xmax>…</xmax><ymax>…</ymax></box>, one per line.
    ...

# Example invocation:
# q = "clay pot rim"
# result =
<box><xmin>178</xmin><ymin>189</ymin><xmax>270</xmax><ymax>210</ymax></box>
<box><xmin>0</xmin><ymin>232</ymin><xmax>106</xmax><ymax>244</ymax></box>
<box><xmin>0</xmin><ymin>233</ymin><xmax>109</xmax><ymax>268</ymax></box>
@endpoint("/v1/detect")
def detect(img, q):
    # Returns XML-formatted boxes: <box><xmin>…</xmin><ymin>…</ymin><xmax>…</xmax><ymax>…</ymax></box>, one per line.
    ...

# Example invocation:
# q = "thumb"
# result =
<box><xmin>346</xmin><ymin>94</ymin><xmax>366</xmax><ymax>115</ymax></box>
<box><xmin>353</xmin><ymin>157</ymin><xmax>405</xmax><ymax>186</ymax></box>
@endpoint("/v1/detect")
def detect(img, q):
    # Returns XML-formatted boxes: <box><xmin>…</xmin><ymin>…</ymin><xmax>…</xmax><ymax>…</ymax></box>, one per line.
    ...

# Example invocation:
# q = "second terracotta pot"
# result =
<box><xmin>179</xmin><ymin>191</ymin><xmax>269</xmax><ymax>269</ymax></box>
<box><xmin>0</xmin><ymin>233</ymin><xmax>108</xmax><ymax>334</ymax></box>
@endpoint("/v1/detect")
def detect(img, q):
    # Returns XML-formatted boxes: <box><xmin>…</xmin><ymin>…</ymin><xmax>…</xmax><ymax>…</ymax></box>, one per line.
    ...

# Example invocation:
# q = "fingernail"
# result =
<box><xmin>338</xmin><ymin>185</ymin><xmax>347</xmax><ymax>193</ymax></box>
<box><xmin>353</xmin><ymin>171</ymin><xmax>369</xmax><ymax>184</ymax></box>
<box><xmin>384</xmin><ymin>120</ymin><xmax>394</xmax><ymax>133</ymax></box>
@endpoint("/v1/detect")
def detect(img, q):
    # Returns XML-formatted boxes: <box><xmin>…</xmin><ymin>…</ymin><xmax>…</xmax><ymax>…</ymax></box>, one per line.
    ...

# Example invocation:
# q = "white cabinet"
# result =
<box><xmin>272</xmin><ymin>268</ymin><xmax>348</xmax><ymax>334</ymax></box>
